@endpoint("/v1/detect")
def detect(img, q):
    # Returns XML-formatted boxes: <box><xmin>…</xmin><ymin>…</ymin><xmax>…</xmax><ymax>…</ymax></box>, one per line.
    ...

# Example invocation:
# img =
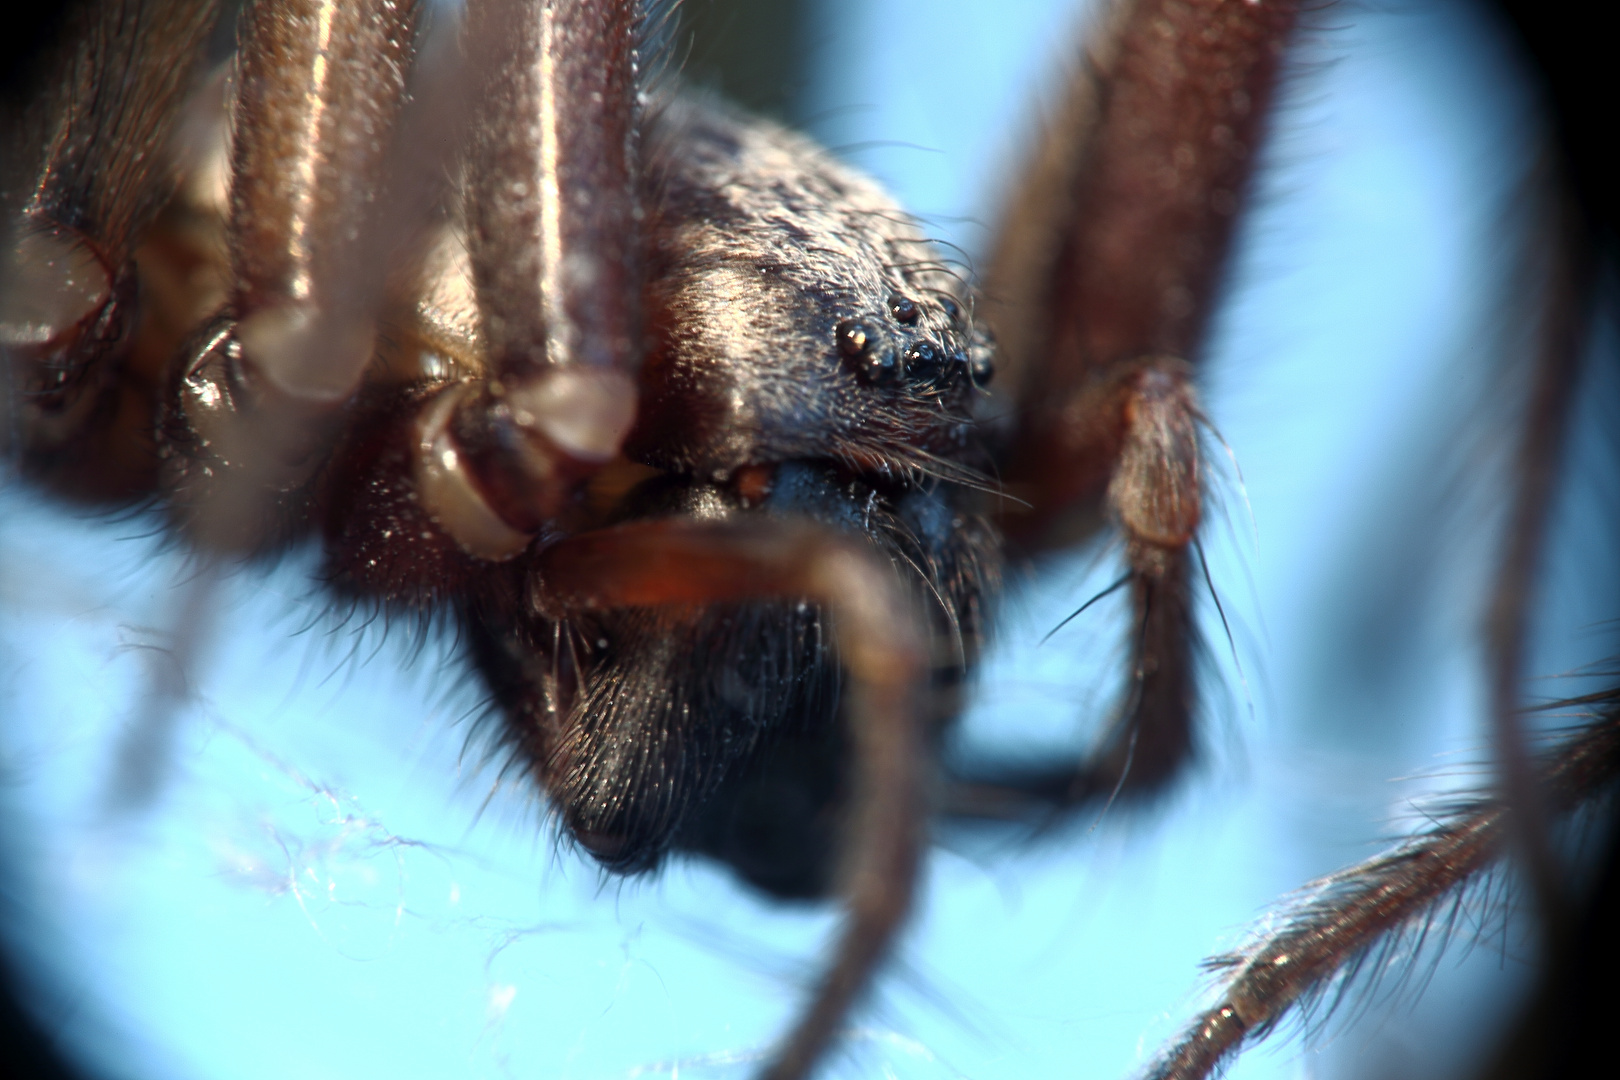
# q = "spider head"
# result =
<box><xmin>625</xmin><ymin>95</ymin><xmax>995</xmax><ymax>488</ymax></box>
<box><xmin>488</xmin><ymin>98</ymin><xmax>1006</xmax><ymax>891</ymax></box>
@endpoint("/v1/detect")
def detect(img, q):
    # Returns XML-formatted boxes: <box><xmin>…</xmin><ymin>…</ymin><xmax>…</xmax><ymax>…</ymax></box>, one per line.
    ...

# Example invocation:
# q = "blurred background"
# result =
<box><xmin>3</xmin><ymin>1</ymin><xmax>1618</xmax><ymax>1078</ymax></box>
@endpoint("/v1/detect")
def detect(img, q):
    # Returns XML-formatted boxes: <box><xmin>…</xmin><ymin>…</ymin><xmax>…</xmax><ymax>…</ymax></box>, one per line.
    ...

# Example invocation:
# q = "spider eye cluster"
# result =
<box><xmin>835</xmin><ymin>317</ymin><xmax>897</xmax><ymax>384</ymax></box>
<box><xmin>833</xmin><ymin>293</ymin><xmax>991</xmax><ymax>390</ymax></box>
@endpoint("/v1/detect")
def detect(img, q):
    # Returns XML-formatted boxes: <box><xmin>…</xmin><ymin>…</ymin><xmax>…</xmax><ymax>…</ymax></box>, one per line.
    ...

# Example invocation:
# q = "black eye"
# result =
<box><xmin>888</xmin><ymin>294</ymin><xmax>920</xmax><ymax>324</ymax></box>
<box><xmin>901</xmin><ymin>340</ymin><xmax>942</xmax><ymax>375</ymax></box>
<box><xmin>858</xmin><ymin>348</ymin><xmax>902</xmax><ymax>385</ymax></box>
<box><xmin>940</xmin><ymin>297</ymin><xmax>961</xmax><ymax>326</ymax></box>
<box><xmin>836</xmin><ymin>318</ymin><xmax>901</xmax><ymax>385</ymax></box>
<box><xmin>836</xmin><ymin>318</ymin><xmax>873</xmax><ymax>358</ymax></box>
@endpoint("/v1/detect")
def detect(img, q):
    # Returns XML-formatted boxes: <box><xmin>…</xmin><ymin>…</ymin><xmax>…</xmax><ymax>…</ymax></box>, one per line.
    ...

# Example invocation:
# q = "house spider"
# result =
<box><xmin>1</xmin><ymin>0</ymin><xmax>1615</xmax><ymax>1078</ymax></box>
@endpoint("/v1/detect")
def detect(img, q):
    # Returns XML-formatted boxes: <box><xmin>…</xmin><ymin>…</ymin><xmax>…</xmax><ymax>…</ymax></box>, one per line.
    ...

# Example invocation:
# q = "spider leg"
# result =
<box><xmin>534</xmin><ymin>518</ymin><xmax>928</xmax><ymax>1080</ymax></box>
<box><xmin>1143</xmin><ymin>694</ymin><xmax>1620</xmax><ymax>1080</ymax></box>
<box><xmin>404</xmin><ymin>0</ymin><xmax>643</xmax><ymax>559</ymax></box>
<box><xmin>96</xmin><ymin>0</ymin><xmax>428</xmax><ymax>807</ymax></box>
<box><xmin>161</xmin><ymin>0</ymin><xmax>424</xmax><ymax>552</ymax></box>
<box><xmin>1471</xmin><ymin>4</ymin><xmax>1620</xmax><ymax>1069</ymax></box>
<box><xmin>953</xmin><ymin>0</ymin><xmax>1301</xmax><ymax>819</ymax></box>
<box><xmin>1</xmin><ymin>0</ymin><xmax>220</xmax><ymax>503</ymax></box>
<box><xmin>1483</xmin><ymin>186</ymin><xmax>1595</xmax><ymax>935</ymax></box>
<box><xmin>1175</xmin><ymin>176</ymin><xmax>1613</xmax><ymax>1080</ymax></box>
<box><xmin>320</xmin><ymin>0</ymin><xmax>649</xmax><ymax>604</ymax></box>
<box><xmin>0</xmin><ymin>0</ymin><xmax>230</xmax><ymax>810</ymax></box>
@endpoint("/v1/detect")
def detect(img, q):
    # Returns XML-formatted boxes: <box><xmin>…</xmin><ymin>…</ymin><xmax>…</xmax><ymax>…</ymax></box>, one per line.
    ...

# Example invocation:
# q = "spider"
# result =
<box><xmin>1</xmin><ymin>1</ymin><xmax>1616</xmax><ymax>1079</ymax></box>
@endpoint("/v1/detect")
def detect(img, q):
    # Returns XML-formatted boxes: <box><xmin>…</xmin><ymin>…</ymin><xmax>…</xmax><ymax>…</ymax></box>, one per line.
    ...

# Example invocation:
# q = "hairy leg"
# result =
<box><xmin>1144</xmin><ymin>695</ymin><xmax>1620</xmax><ymax>1080</ymax></box>
<box><xmin>954</xmin><ymin>0</ymin><xmax>1300</xmax><ymax>817</ymax></box>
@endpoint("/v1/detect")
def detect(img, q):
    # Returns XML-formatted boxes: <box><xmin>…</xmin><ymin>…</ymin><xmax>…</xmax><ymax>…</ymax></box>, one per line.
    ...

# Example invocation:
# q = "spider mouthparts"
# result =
<box><xmin>732</xmin><ymin>462</ymin><xmax>777</xmax><ymax>505</ymax></box>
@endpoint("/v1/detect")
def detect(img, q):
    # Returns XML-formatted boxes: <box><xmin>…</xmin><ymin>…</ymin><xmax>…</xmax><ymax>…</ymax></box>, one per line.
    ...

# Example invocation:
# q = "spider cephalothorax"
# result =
<box><xmin>317</xmin><ymin>89</ymin><xmax>1008</xmax><ymax>885</ymax></box>
<box><xmin>631</xmin><ymin>98</ymin><xmax>996</xmax><ymax>473</ymax></box>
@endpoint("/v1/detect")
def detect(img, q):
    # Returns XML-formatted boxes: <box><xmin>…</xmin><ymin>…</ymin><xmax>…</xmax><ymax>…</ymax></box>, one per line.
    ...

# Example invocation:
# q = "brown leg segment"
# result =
<box><xmin>326</xmin><ymin>0</ymin><xmax>652</xmax><ymax>596</ymax></box>
<box><xmin>947</xmin><ymin>545</ymin><xmax>1195</xmax><ymax>821</ymax></box>
<box><xmin>109</xmin><ymin>0</ymin><xmax>424</xmax><ymax>806</ymax></box>
<box><xmin>1</xmin><ymin>0</ymin><xmax>220</xmax><ymax>503</ymax></box>
<box><xmin>535</xmin><ymin>519</ymin><xmax>928</xmax><ymax>1080</ymax></box>
<box><xmin>422</xmin><ymin>0</ymin><xmax>643</xmax><ymax>553</ymax></box>
<box><xmin>985</xmin><ymin>0</ymin><xmax>1300</xmax><ymax>425</ymax></box>
<box><xmin>960</xmin><ymin>0</ymin><xmax>1300</xmax><ymax>815</ymax></box>
<box><xmin>1483</xmin><ymin>186</ymin><xmax>1593</xmax><ymax>938</ymax></box>
<box><xmin>1143</xmin><ymin>697</ymin><xmax>1620</xmax><ymax>1080</ymax></box>
<box><xmin>162</xmin><ymin>0</ymin><xmax>423</xmax><ymax>552</ymax></box>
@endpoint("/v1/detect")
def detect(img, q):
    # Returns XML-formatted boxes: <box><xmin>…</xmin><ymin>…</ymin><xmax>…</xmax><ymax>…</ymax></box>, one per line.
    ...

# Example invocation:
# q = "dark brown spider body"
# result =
<box><xmin>305</xmin><ymin>92</ymin><xmax>1006</xmax><ymax>888</ymax></box>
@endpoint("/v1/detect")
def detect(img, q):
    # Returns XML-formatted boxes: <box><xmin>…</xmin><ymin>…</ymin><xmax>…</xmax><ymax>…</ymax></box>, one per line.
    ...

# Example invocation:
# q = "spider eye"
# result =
<box><xmin>887</xmin><ymin>294</ymin><xmax>920</xmax><ymax>324</ymax></box>
<box><xmin>901</xmin><ymin>340</ymin><xmax>942</xmax><ymax>375</ymax></box>
<box><xmin>836</xmin><ymin>318</ymin><xmax>901</xmax><ymax>385</ymax></box>
<box><xmin>940</xmin><ymin>297</ymin><xmax>961</xmax><ymax>326</ymax></box>
<box><xmin>835</xmin><ymin>318</ymin><xmax>872</xmax><ymax>357</ymax></box>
